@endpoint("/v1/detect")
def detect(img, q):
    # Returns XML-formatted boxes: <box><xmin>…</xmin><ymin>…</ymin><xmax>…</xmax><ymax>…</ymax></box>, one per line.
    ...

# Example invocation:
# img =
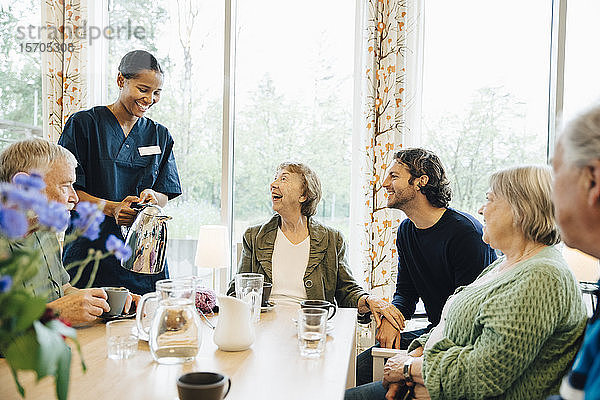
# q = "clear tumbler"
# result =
<box><xmin>234</xmin><ymin>273</ymin><xmax>264</xmax><ymax>323</ymax></box>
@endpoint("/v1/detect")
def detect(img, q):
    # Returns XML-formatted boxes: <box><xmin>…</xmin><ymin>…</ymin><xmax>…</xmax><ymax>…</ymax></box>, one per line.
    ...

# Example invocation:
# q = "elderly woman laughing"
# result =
<box><xmin>228</xmin><ymin>162</ymin><xmax>404</xmax><ymax>329</ymax></box>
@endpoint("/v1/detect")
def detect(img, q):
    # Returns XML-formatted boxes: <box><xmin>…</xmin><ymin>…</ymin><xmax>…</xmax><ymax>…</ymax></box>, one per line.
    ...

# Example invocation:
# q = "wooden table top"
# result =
<box><xmin>0</xmin><ymin>304</ymin><xmax>357</xmax><ymax>400</ymax></box>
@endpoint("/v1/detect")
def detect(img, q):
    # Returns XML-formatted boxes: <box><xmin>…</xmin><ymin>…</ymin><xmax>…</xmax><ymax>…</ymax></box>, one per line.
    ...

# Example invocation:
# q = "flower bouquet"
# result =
<box><xmin>0</xmin><ymin>174</ymin><xmax>131</xmax><ymax>400</ymax></box>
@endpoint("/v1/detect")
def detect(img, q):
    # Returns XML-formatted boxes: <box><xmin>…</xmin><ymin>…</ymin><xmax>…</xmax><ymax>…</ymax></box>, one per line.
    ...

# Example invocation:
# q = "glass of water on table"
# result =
<box><xmin>297</xmin><ymin>308</ymin><xmax>327</xmax><ymax>358</ymax></box>
<box><xmin>106</xmin><ymin>320</ymin><xmax>138</xmax><ymax>360</ymax></box>
<box><xmin>235</xmin><ymin>273</ymin><xmax>264</xmax><ymax>323</ymax></box>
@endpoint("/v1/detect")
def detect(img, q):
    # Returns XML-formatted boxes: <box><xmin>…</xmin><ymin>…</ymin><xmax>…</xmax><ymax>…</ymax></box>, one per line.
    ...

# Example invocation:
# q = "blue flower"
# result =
<box><xmin>0</xmin><ymin>183</ymin><xmax>46</xmax><ymax>211</ymax></box>
<box><xmin>0</xmin><ymin>206</ymin><xmax>28</xmax><ymax>239</ymax></box>
<box><xmin>71</xmin><ymin>202</ymin><xmax>105</xmax><ymax>241</ymax></box>
<box><xmin>35</xmin><ymin>201</ymin><xmax>70</xmax><ymax>231</ymax></box>
<box><xmin>0</xmin><ymin>275</ymin><xmax>12</xmax><ymax>293</ymax></box>
<box><xmin>13</xmin><ymin>173</ymin><xmax>45</xmax><ymax>191</ymax></box>
<box><xmin>105</xmin><ymin>234</ymin><xmax>132</xmax><ymax>262</ymax></box>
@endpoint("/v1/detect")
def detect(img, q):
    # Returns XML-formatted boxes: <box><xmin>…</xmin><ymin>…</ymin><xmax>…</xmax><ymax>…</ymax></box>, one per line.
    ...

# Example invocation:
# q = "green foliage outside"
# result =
<box><xmin>423</xmin><ymin>87</ymin><xmax>548</xmax><ymax>217</ymax></box>
<box><xmin>232</xmin><ymin>74</ymin><xmax>352</xmax><ymax>236</ymax></box>
<box><xmin>0</xmin><ymin>2</ymin><xmax>43</xmax><ymax>146</ymax></box>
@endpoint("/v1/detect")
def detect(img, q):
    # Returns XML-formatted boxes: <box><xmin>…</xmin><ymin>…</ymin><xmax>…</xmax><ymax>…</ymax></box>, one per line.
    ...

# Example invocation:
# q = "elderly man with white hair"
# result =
<box><xmin>0</xmin><ymin>138</ymin><xmax>134</xmax><ymax>325</ymax></box>
<box><xmin>551</xmin><ymin>104</ymin><xmax>600</xmax><ymax>399</ymax></box>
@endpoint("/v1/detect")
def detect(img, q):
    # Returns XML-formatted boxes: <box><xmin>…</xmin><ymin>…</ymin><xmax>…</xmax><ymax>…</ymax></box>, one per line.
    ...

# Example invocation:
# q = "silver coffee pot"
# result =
<box><xmin>120</xmin><ymin>203</ymin><xmax>171</xmax><ymax>274</ymax></box>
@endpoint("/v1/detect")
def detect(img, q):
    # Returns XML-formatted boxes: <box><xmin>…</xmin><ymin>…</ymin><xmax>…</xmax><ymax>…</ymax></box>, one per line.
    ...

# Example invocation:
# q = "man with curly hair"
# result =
<box><xmin>355</xmin><ymin>148</ymin><xmax>496</xmax><ymax>385</ymax></box>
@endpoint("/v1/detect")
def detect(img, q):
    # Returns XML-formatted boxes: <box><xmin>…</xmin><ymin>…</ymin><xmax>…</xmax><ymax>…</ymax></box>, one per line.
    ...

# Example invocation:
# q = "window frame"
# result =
<box><xmin>547</xmin><ymin>0</ymin><xmax>567</xmax><ymax>161</ymax></box>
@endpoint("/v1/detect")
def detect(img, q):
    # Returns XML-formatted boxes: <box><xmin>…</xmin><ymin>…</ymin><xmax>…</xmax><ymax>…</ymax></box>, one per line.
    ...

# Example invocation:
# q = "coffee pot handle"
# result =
<box><xmin>119</xmin><ymin>202</ymin><xmax>145</xmax><ymax>238</ymax></box>
<box><xmin>135</xmin><ymin>291</ymin><xmax>158</xmax><ymax>341</ymax></box>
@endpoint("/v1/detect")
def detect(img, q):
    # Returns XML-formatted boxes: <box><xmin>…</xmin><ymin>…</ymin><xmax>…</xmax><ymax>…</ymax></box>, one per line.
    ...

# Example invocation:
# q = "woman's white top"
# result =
<box><xmin>270</xmin><ymin>228</ymin><xmax>310</xmax><ymax>305</ymax></box>
<box><xmin>424</xmin><ymin>264</ymin><xmax>502</xmax><ymax>350</ymax></box>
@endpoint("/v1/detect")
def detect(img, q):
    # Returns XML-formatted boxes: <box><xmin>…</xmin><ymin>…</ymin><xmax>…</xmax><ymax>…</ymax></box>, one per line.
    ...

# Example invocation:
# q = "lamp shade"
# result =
<box><xmin>194</xmin><ymin>225</ymin><xmax>229</xmax><ymax>268</ymax></box>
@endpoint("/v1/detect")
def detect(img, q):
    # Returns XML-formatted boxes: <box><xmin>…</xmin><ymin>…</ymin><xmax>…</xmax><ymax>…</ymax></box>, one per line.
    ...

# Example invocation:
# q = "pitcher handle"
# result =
<box><xmin>135</xmin><ymin>291</ymin><xmax>158</xmax><ymax>341</ymax></box>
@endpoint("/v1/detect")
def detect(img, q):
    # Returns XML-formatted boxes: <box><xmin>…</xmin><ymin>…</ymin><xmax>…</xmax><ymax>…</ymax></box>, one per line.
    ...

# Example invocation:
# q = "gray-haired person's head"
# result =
<box><xmin>275</xmin><ymin>162</ymin><xmax>322</xmax><ymax>217</ymax></box>
<box><xmin>0</xmin><ymin>138</ymin><xmax>77</xmax><ymax>182</ymax></box>
<box><xmin>560</xmin><ymin>103</ymin><xmax>600</xmax><ymax>167</ymax></box>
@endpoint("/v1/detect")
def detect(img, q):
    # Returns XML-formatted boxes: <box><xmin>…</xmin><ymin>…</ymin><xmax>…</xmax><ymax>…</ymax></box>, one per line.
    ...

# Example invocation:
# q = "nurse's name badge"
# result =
<box><xmin>138</xmin><ymin>145</ymin><xmax>161</xmax><ymax>156</ymax></box>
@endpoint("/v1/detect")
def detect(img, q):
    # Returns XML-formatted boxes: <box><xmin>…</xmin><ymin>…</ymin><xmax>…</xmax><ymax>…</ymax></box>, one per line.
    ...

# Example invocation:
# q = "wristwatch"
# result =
<box><xmin>403</xmin><ymin>357</ymin><xmax>415</xmax><ymax>383</ymax></box>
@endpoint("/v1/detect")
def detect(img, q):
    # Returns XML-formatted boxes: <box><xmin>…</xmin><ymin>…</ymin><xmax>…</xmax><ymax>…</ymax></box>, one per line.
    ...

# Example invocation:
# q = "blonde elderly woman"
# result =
<box><xmin>227</xmin><ymin>162</ymin><xmax>404</xmax><ymax>328</ymax></box>
<box><xmin>346</xmin><ymin>165</ymin><xmax>587</xmax><ymax>400</ymax></box>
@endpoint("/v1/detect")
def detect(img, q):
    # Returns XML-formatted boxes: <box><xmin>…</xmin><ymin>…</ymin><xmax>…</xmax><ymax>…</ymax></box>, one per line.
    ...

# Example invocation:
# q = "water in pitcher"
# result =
<box><xmin>153</xmin><ymin>346</ymin><xmax>199</xmax><ymax>364</ymax></box>
<box><xmin>149</xmin><ymin>298</ymin><xmax>202</xmax><ymax>364</ymax></box>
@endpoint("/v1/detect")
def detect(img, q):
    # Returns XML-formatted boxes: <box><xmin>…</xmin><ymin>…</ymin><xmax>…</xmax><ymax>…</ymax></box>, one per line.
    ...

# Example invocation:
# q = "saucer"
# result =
<box><xmin>100</xmin><ymin>310</ymin><xmax>136</xmax><ymax>322</ymax></box>
<box><xmin>261</xmin><ymin>301</ymin><xmax>275</xmax><ymax>312</ymax></box>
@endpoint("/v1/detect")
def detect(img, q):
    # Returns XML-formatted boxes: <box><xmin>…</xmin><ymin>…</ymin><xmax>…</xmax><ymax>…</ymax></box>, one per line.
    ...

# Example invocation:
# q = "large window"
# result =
<box><xmin>103</xmin><ymin>0</ymin><xmax>355</xmax><ymax>277</ymax></box>
<box><xmin>1</xmin><ymin>0</ymin><xmax>591</xmax><ymax>279</ymax></box>
<box><xmin>420</xmin><ymin>0</ymin><xmax>551</xmax><ymax>217</ymax></box>
<box><xmin>232</xmin><ymin>0</ymin><xmax>355</xmax><ymax>242</ymax></box>
<box><xmin>0</xmin><ymin>0</ymin><xmax>42</xmax><ymax>149</ymax></box>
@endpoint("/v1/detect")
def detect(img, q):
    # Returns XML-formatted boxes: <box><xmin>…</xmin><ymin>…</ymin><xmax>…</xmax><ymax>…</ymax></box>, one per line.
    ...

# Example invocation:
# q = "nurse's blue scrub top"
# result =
<box><xmin>58</xmin><ymin>106</ymin><xmax>182</xmax><ymax>294</ymax></box>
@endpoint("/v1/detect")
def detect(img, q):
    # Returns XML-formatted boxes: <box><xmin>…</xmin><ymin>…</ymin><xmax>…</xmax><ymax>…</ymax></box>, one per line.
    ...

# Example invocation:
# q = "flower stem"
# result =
<box><xmin>86</xmin><ymin>257</ymin><xmax>101</xmax><ymax>289</ymax></box>
<box><xmin>65</xmin><ymin>251</ymin><xmax>112</xmax><ymax>288</ymax></box>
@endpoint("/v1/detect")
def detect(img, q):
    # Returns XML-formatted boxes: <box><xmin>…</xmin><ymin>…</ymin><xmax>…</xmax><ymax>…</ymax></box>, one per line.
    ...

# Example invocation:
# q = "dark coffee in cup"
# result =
<box><xmin>261</xmin><ymin>282</ymin><xmax>272</xmax><ymax>307</ymax></box>
<box><xmin>103</xmin><ymin>287</ymin><xmax>129</xmax><ymax>316</ymax></box>
<box><xmin>177</xmin><ymin>372</ymin><xmax>231</xmax><ymax>400</ymax></box>
<box><xmin>300</xmin><ymin>299</ymin><xmax>337</xmax><ymax>320</ymax></box>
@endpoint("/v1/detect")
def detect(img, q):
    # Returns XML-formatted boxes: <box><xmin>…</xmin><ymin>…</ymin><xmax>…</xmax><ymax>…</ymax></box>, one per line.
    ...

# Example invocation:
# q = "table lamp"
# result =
<box><xmin>194</xmin><ymin>225</ymin><xmax>229</xmax><ymax>293</ymax></box>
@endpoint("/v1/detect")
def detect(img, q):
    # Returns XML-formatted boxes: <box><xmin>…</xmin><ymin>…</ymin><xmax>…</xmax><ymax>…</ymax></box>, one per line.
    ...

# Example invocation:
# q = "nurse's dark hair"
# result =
<box><xmin>118</xmin><ymin>50</ymin><xmax>163</xmax><ymax>79</ymax></box>
<box><xmin>394</xmin><ymin>148</ymin><xmax>452</xmax><ymax>208</ymax></box>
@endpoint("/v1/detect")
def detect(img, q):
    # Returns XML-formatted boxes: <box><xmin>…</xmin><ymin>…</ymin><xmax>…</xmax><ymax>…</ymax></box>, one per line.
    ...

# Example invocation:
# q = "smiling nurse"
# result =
<box><xmin>58</xmin><ymin>50</ymin><xmax>182</xmax><ymax>294</ymax></box>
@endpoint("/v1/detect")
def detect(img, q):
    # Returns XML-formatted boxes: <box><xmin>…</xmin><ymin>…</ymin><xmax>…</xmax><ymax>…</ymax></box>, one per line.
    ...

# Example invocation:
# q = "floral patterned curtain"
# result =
<box><xmin>41</xmin><ymin>0</ymin><xmax>88</xmax><ymax>142</ymax></box>
<box><xmin>357</xmin><ymin>0</ymin><xmax>423</xmax><ymax>300</ymax></box>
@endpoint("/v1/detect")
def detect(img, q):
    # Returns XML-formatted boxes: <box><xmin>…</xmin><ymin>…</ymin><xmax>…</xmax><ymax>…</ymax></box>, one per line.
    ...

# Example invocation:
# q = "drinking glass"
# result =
<box><xmin>106</xmin><ymin>320</ymin><xmax>138</xmax><ymax>360</ymax></box>
<box><xmin>297</xmin><ymin>308</ymin><xmax>327</xmax><ymax>358</ymax></box>
<box><xmin>234</xmin><ymin>273</ymin><xmax>264</xmax><ymax>323</ymax></box>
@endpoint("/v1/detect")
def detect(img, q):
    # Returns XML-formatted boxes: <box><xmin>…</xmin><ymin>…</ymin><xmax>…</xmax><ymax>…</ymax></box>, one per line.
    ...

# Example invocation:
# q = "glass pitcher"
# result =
<box><xmin>136</xmin><ymin>278</ymin><xmax>202</xmax><ymax>364</ymax></box>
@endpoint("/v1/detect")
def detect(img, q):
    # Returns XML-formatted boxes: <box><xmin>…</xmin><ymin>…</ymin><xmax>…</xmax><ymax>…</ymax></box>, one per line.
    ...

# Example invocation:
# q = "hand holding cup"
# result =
<box><xmin>103</xmin><ymin>287</ymin><xmax>130</xmax><ymax>317</ymax></box>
